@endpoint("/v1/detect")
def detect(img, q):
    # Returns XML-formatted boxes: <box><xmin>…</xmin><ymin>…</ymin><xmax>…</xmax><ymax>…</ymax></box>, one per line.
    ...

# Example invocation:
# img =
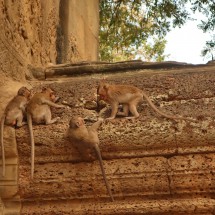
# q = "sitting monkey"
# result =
<box><xmin>1</xmin><ymin>86</ymin><xmax>31</xmax><ymax>177</ymax></box>
<box><xmin>27</xmin><ymin>87</ymin><xmax>66</xmax><ymax>179</ymax></box>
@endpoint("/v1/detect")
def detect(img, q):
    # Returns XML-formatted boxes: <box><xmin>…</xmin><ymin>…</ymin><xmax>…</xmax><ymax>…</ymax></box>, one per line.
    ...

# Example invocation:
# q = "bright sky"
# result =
<box><xmin>164</xmin><ymin>13</ymin><xmax>211</xmax><ymax>64</ymax></box>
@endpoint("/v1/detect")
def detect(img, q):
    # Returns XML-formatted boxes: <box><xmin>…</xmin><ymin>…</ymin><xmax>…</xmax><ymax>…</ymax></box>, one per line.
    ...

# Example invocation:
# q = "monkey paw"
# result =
<box><xmin>98</xmin><ymin>117</ymin><xmax>104</xmax><ymax>122</ymax></box>
<box><xmin>105</xmin><ymin>117</ymin><xmax>115</xmax><ymax>120</ymax></box>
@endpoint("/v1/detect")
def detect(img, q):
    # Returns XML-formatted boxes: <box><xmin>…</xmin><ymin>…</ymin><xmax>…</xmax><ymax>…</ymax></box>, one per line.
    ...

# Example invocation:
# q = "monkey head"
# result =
<box><xmin>42</xmin><ymin>87</ymin><xmax>54</xmax><ymax>94</ymax></box>
<box><xmin>17</xmin><ymin>86</ymin><xmax>31</xmax><ymax>99</ymax></box>
<box><xmin>97</xmin><ymin>82</ymin><xmax>110</xmax><ymax>101</ymax></box>
<box><xmin>69</xmin><ymin>116</ymin><xmax>85</xmax><ymax>129</ymax></box>
<box><xmin>42</xmin><ymin>87</ymin><xmax>59</xmax><ymax>102</ymax></box>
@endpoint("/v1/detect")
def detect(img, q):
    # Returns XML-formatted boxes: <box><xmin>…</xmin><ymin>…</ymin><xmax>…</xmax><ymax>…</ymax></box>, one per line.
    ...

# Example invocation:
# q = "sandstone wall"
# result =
<box><xmin>0</xmin><ymin>0</ymin><xmax>99</xmax><ymax>83</ymax></box>
<box><xmin>0</xmin><ymin>1</ymin><xmax>99</xmax><ymax>214</ymax></box>
<box><xmin>14</xmin><ymin>64</ymin><xmax>215</xmax><ymax>214</ymax></box>
<box><xmin>1</xmin><ymin>0</ymin><xmax>215</xmax><ymax>214</ymax></box>
<box><xmin>0</xmin><ymin>0</ymin><xmax>60</xmax><ymax>82</ymax></box>
<box><xmin>58</xmin><ymin>0</ymin><xmax>99</xmax><ymax>63</ymax></box>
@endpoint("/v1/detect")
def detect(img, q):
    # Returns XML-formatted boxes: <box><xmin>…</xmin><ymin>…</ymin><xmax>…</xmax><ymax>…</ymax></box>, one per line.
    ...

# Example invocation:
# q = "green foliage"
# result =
<box><xmin>99</xmin><ymin>0</ymin><xmax>189</xmax><ymax>62</ymax></box>
<box><xmin>99</xmin><ymin>0</ymin><xmax>215</xmax><ymax>62</ymax></box>
<box><xmin>193</xmin><ymin>0</ymin><xmax>215</xmax><ymax>32</ymax></box>
<box><xmin>201</xmin><ymin>36</ymin><xmax>215</xmax><ymax>60</ymax></box>
<box><xmin>193</xmin><ymin>0</ymin><xmax>215</xmax><ymax>61</ymax></box>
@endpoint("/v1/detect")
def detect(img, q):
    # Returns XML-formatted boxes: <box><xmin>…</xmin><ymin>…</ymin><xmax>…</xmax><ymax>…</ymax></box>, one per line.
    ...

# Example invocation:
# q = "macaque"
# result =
<box><xmin>67</xmin><ymin>116</ymin><xmax>114</xmax><ymax>202</ymax></box>
<box><xmin>27</xmin><ymin>87</ymin><xmax>65</xmax><ymax>179</ymax></box>
<box><xmin>1</xmin><ymin>86</ymin><xmax>31</xmax><ymax>177</ymax></box>
<box><xmin>97</xmin><ymin>82</ymin><xmax>195</xmax><ymax>122</ymax></box>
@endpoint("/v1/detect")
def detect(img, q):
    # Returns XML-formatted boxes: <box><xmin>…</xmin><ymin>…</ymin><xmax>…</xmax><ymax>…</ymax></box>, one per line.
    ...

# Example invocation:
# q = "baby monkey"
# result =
<box><xmin>97</xmin><ymin>82</ymin><xmax>195</xmax><ymax>122</ymax></box>
<box><xmin>67</xmin><ymin>116</ymin><xmax>114</xmax><ymax>202</ymax></box>
<box><xmin>1</xmin><ymin>86</ymin><xmax>31</xmax><ymax>177</ymax></box>
<box><xmin>27</xmin><ymin>87</ymin><xmax>65</xmax><ymax>179</ymax></box>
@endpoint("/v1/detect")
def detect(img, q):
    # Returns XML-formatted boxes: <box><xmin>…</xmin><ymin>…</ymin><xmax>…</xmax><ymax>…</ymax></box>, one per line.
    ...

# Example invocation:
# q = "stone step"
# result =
<box><xmin>18</xmin><ymin>154</ymin><xmax>215</xmax><ymax>200</ymax></box>
<box><xmin>16</xmin><ymin>120</ymin><xmax>215</xmax><ymax>165</ymax></box>
<box><xmin>21</xmin><ymin>197</ymin><xmax>215</xmax><ymax>214</ymax></box>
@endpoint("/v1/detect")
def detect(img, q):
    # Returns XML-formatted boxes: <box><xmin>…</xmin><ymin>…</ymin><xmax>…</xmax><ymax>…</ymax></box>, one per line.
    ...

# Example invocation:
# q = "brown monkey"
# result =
<box><xmin>1</xmin><ymin>86</ymin><xmax>31</xmax><ymax>177</ymax></box>
<box><xmin>27</xmin><ymin>87</ymin><xmax>65</xmax><ymax>179</ymax></box>
<box><xmin>67</xmin><ymin>116</ymin><xmax>114</xmax><ymax>202</ymax></box>
<box><xmin>97</xmin><ymin>82</ymin><xmax>195</xmax><ymax>122</ymax></box>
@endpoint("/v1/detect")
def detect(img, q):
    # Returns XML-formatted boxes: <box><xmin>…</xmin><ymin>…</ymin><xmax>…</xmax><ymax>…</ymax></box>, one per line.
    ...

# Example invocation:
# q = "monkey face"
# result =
<box><xmin>18</xmin><ymin>87</ymin><xmax>31</xmax><ymax>99</ymax></box>
<box><xmin>42</xmin><ymin>87</ymin><xmax>54</xmax><ymax>94</ymax></box>
<box><xmin>50</xmin><ymin>92</ymin><xmax>57</xmax><ymax>102</ymax></box>
<box><xmin>42</xmin><ymin>87</ymin><xmax>58</xmax><ymax>102</ymax></box>
<box><xmin>97</xmin><ymin>82</ymin><xmax>109</xmax><ymax>101</ymax></box>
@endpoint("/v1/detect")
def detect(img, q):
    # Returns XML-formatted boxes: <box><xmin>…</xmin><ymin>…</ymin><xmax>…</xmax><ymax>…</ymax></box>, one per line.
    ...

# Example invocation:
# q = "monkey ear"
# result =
<box><xmin>76</xmin><ymin>121</ymin><xmax>81</xmax><ymax>127</ymax></box>
<box><xmin>76</xmin><ymin>118</ymin><xmax>85</xmax><ymax>127</ymax></box>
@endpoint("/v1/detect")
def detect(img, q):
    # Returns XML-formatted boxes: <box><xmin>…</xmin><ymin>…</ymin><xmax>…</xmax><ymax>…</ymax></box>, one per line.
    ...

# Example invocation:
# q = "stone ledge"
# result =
<box><xmin>21</xmin><ymin>198</ymin><xmax>215</xmax><ymax>215</ymax></box>
<box><xmin>45</xmin><ymin>60</ymin><xmax>205</xmax><ymax>78</ymax></box>
<box><xmin>17</xmin><ymin>154</ymin><xmax>215</xmax><ymax>200</ymax></box>
<box><xmin>16</xmin><ymin>65</ymin><xmax>215</xmax><ymax>214</ymax></box>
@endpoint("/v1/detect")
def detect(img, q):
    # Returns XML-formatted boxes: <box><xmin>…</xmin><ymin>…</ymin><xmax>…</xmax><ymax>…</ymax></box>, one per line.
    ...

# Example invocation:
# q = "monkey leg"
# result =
<box><xmin>16</xmin><ymin>115</ymin><xmax>25</xmax><ymax>127</ymax></box>
<box><xmin>77</xmin><ymin>148</ymin><xmax>96</xmax><ymax>162</ymax></box>
<box><xmin>125</xmin><ymin>103</ymin><xmax>140</xmax><ymax>119</ymax></box>
<box><xmin>45</xmin><ymin>117</ymin><xmax>60</xmax><ymax>125</ymax></box>
<box><xmin>16</xmin><ymin>122</ymin><xmax>27</xmax><ymax>128</ymax></box>
<box><xmin>107</xmin><ymin>103</ymin><xmax>119</xmax><ymax>120</ymax></box>
<box><xmin>44</xmin><ymin>110</ymin><xmax>60</xmax><ymax>124</ymax></box>
<box><xmin>117</xmin><ymin>104</ymin><xmax>129</xmax><ymax>117</ymax></box>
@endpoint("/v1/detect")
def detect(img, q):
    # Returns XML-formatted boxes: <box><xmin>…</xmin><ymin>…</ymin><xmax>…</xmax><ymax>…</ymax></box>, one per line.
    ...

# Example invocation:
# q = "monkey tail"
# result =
<box><xmin>142</xmin><ymin>92</ymin><xmax>196</xmax><ymax>122</ymax></box>
<box><xmin>95</xmin><ymin>145</ymin><xmax>114</xmax><ymax>202</ymax></box>
<box><xmin>1</xmin><ymin>115</ymin><xmax>5</xmax><ymax>177</ymax></box>
<box><xmin>27</xmin><ymin>113</ymin><xmax>34</xmax><ymax>179</ymax></box>
<box><xmin>96</xmin><ymin>89</ymin><xmax>100</xmax><ymax>112</ymax></box>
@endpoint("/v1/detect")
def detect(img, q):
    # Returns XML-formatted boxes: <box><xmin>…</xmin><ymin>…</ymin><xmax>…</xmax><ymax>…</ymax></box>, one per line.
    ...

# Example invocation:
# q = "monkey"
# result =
<box><xmin>97</xmin><ymin>82</ymin><xmax>196</xmax><ymax>122</ymax></box>
<box><xmin>27</xmin><ymin>87</ymin><xmax>66</xmax><ymax>179</ymax></box>
<box><xmin>0</xmin><ymin>86</ymin><xmax>31</xmax><ymax>177</ymax></box>
<box><xmin>67</xmin><ymin>116</ymin><xmax>114</xmax><ymax>202</ymax></box>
